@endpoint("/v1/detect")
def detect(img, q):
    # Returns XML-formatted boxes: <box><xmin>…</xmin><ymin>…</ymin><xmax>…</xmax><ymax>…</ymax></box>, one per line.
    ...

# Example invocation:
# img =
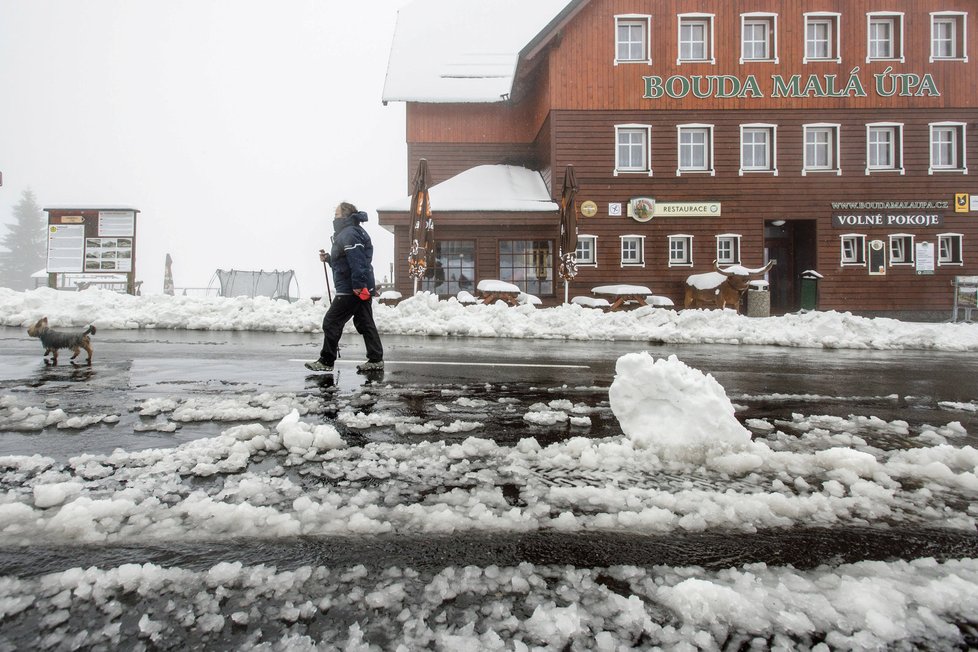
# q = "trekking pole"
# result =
<box><xmin>320</xmin><ymin>250</ymin><xmax>333</xmax><ymax>304</ymax></box>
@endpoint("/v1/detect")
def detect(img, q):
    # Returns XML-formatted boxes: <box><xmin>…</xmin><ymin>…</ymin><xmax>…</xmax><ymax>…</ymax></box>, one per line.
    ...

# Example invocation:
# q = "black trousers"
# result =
<box><xmin>318</xmin><ymin>294</ymin><xmax>384</xmax><ymax>365</ymax></box>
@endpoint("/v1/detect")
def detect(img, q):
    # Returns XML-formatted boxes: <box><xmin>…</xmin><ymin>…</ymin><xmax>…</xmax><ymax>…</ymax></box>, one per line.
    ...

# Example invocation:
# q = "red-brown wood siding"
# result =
<box><xmin>546</xmin><ymin>0</ymin><xmax>978</xmax><ymax>111</ymax></box>
<box><xmin>381</xmin><ymin>0</ymin><xmax>978</xmax><ymax>313</ymax></box>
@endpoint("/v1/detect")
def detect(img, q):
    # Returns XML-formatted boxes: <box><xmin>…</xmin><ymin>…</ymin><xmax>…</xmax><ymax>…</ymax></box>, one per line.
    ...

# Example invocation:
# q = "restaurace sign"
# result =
<box><xmin>643</xmin><ymin>67</ymin><xmax>940</xmax><ymax>100</ymax></box>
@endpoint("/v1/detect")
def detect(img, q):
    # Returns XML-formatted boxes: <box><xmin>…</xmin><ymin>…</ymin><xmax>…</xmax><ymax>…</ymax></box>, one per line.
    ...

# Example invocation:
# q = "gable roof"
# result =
<box><xmin>378</xmin><ymin>165</ymin><xmax>559</xmax><ymax>212</ymax></box>
<box><xmin>382</xmin><ymin>0</ymin><xmax>578</xmax><ymax>104</ymax></box>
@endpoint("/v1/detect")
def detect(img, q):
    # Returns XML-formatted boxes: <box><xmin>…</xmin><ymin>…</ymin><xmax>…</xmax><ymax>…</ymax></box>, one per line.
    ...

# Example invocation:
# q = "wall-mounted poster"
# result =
<box><xmin>85</xmin><ymin>237</ymin><xmax>133</xmax><ymax>272</ymax></box>
<box><xmin>47</xmin><ymin>224</ymin><xmax>85</xmax><ymax>272</ymax></box>
<box><xmin>98</xmin><ymin>210</ymin><xmax>135</xmax><ymax>237</ymax></box>
<box><xmin>915</xmin><ymin>242</ymin><xmax>935</xmax><ymax>275</ymax></box>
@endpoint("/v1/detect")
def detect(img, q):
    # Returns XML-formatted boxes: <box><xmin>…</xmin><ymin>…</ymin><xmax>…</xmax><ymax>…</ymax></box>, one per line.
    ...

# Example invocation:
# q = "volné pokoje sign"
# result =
<box><xmin>832</xmin><ymin>213</ymin><xmax>944</xmax><ymax>228</ymax></box>
<box><xmin>643</xmin><ymin>67</ymin><xmax>940</xmax><ymax>100</ymax></box>
<box><xmin>831</xmin><ymin>199</ymin><xmax>949</xmax><ymax>228</ymax></box>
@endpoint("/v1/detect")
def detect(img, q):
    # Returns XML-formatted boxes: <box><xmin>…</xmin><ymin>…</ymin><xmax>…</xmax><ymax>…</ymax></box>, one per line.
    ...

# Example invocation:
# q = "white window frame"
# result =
<box><xmin>930</xmin><ymin>12</ymin><xmax>968</xmax><ymax>63</ymax></box>
<box><xmin>614</xmin><ymin>124</ymin><xmax>653</xmax><ymax>176</ymax></box>
<box><xmin>840</xmin><ymin>234</ymin><xmax>866</xmax><ymax>266</ymax></box>
<box><xmin>929</xmin><ymin>122</ymin><xmax>968</xmax><ymax>174</ymax></box>
<box><xmin>888</xmin><ymin>233</ymin><xmax>915</xmax><ymax>265</ymax></box>
<box><xmin>866</xmin><ymin>122</ymin><xmax>904</xmax><ymax>175</ymax></box>
<box><xmin>740</xmin><ymin>13</ymin><xmax>779</xmax><ymax>64</ymax></box>
<box><xmin>803</xmin><ymin>123</ymin><xmax>841</xmax><ymax>175</ymax></box>
<box><xmin>716</xmin><ymin>234</ymin><xmax>742</xmax><ymax>265</ymax></box>
<box><xmin>575</xmin><ymin>234</ymin><xmax>598</xmax><ymax>266</ymax></box>
<box><xmin>620</xmin><ymin>235</ymin><xmax>646</xmax><ymax>267</ymax></box>
<box><xmin>867</xmin><ymin>12</ymin><xmax>904</xmax><ymax>63</ymax></box>
<box><xmin>740</xmin><ymin>123</ymin><xmax>778</xmax><ymax>175</ymax></box>
<box><xmin>677</xmin><ymin>123</ymin><xmax>715</xmax><ymax>176</ymax></box>
<box><xmin>938</xmin><ymin>233</ymin><xmax>964</xmax><ymax>265</ymax></box>
<box><xmin>677</xmin><ymin>13</ymin><xmax>715</xmax><ymax>64</ymax></box>
<box><xmin>668</xmin><ymin>234</ymin><xmax>694</xmax><ymax>267</ymax></box>
<box><xmin>804</xmin><ymin>12</ymin><xmax>841</xmax><ymax>63</ymax></box>
<box><xmin>615</xmin><ymin>14</ymin><xmax>652</xmax><ymax>65</ymax></box>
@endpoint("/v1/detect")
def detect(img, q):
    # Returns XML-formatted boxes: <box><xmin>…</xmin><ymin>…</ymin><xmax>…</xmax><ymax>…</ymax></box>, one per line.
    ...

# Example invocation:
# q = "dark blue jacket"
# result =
<box><xmin>329</xmin><ymin>211</ymin><xmax>376</xmax><ymax>295</ymax></box>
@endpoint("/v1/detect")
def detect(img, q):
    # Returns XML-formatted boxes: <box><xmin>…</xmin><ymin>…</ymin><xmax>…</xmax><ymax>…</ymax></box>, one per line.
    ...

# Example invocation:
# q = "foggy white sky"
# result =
<box><xmin>0</xmin><ymin>0</ymin><xmax>410</xmax><ymax>296</ymax></box>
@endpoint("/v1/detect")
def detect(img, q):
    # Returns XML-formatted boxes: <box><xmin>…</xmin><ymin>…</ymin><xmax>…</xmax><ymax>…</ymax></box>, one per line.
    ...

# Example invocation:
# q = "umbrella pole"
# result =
<box><xmin>564</xmin><ymin>280</ymin><xmax>569</xmax><ymax>305</ymax></box>
<box><xmin>413</xmin><ymin>278</ymin><xmax>418</xmax><ymax>295</ymax></box>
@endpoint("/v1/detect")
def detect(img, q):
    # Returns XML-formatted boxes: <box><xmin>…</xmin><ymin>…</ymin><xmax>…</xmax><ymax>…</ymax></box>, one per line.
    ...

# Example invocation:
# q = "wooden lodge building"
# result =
<box><xmin>378</xmin><ymin>0</ymin><xmax>977</xmax><ymax>316</ymax></box>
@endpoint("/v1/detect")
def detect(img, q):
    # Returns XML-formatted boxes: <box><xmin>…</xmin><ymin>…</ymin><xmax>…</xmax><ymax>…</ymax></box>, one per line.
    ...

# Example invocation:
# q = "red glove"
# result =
<box><xmin>354</xmin><ymin>288</ymin><xmax>371</xmax><ymax>301</ymax></box>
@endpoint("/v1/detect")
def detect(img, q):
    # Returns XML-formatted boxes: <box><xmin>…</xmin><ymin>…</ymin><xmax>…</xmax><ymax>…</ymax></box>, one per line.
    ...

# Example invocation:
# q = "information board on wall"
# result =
<box><xmin>915</xmin><ymin>242</ymin><xmax>935</xmax><ymax>275</ymax></box>
<box><xmin>46</xmin><ymin>225</ymin><xmax>85</xmax><ymax>273</ymax></box>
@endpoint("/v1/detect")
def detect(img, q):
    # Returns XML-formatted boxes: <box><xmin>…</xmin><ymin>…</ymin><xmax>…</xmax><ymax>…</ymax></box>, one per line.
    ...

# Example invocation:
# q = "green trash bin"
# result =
<box><xmin>799</xmin><ymin>270</ymin><xmax>822</xmax><ymax>311</ymax></box>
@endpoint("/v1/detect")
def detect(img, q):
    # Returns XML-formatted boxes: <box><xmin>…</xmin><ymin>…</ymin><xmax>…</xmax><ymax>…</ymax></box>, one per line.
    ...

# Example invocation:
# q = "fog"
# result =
<box><xmin>0</xmin><ymin>0</ymin><xmax>409</xmax><ymax>296</ymax></box>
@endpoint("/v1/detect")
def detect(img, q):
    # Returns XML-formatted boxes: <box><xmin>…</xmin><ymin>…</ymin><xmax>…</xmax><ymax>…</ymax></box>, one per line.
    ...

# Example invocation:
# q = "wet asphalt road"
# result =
<box><xmin>2</xmin><ymin>325</ymin><xmax>976</xmax><ymax>458</ymax></box>
<box><xmin>2</xmin><ymin>326</ymin><xmax>978</xmax><ymax>648</ymax></box>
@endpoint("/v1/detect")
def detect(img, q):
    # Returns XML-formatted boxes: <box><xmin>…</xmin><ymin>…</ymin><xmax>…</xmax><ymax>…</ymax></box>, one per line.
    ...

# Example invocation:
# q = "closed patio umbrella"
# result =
<box><xmin>407</xmin><ymin>158</ymin><xmax>434</xmax><ymax>294</ymax></box>
<box><xmin>163</xmin><ymin>253</ymin><xmax>174</xmax><ymax>295</ymax></box>
<box><xmin>557</xmin><ymin>165</ymin><xmax>579</xmax><ymax>302</ymax></box>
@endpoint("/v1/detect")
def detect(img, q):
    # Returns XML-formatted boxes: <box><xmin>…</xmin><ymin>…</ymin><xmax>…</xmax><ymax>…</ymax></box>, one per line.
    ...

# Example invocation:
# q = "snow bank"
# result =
<box><xmin>2</xmin><ymin>287</ymin><xmax>977</xmax><ymax>350</ymax></box>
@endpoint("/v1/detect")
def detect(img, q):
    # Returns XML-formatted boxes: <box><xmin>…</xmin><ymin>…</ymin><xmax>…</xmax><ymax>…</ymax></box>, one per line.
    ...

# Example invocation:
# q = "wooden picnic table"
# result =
<box><xmin>476</xmin><ymin>279</ymin><xmax>521</xmax><ymax>306</ymax></box>
<box><xmin>591</xmin><ymin>284</ymin><xmax>653</xmax><ymax>311</ymax></box>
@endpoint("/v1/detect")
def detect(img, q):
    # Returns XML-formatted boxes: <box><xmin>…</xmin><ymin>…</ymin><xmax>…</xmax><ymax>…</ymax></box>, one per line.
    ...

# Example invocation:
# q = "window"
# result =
<box><xmin>620</xmin><ymin>235</ymin><xmax>645</xmax><ymax>267</ymax></box>
<box><xmin>804</xmin><ymin>124</ymin><xmax>841</xmax><ymax>175</ymax></box>
<box><xmin>716</xmin><ymin>234</ymin><xmax>742</xmax><ymax>265</ymax></box>
<box><xmin>615</xmin><ymin>15</ymin><xmax>651</xmax><ymax>65</ymax></box>
<box><xmin>678</xmin><ymin>124</ymin><xmax>714</xmax><ymax>175</ymax></box>
<box><xmin>889</xmin><ymin>233</ymin><xmax>915</xmax><ymax>265</ymax></box>
<box><xmin>678</xmin><ymin>14</ymin><xmax>714</xmax><ymax>64</ymax></box>
<box><xmin>931</xmin><ymin>12</ymin><xmax>968</xmax><ymax>62</ymax></box>
<box><xmin>741</xmin><ymin>13</ymin><xmax>777</xmax><ymax>63</ymax></box>
<box><xmin>866</xmin><ymin>123</ymin><xmax>904</xmax><ymax>174</ymax></box>
<box><xmin>740</xmin><ymin>124</ymin><xmax>777</xmax><ymax>175</ymax></box>
<box><xmin>840</xmin><ymin>234</ymin><xmax>866</xmax><ymax>266</ymax></box>
<box><xmin>499</xmin><ymin>240</ymin><xmax>553</xmax><ymax>296</ymax></box>
<box><xmin>930</xmin><ymin>123</ymin><xmax>967</xmax><ymax>173</ymax></box>
<box><xmin>615</xmin><ymin>124</ymin><xmax>652</xmax><ymax>175</ymax></box>
<box><xmin>867</xmin><ymin>13</ymin><xmax>903</xmax><ymax>62</ymax></box>
<box><xmin>420</xmin><ymin>240</ymin><xmax>475</xmax><ymax>296</ymax></box>
<box><xmin>668</xmin><ymin>234</ymin><xmax>694</xmax><ymax>267</ymax></box>
<box><xmin>575</xmin><ymin>235</ymin><xmax>597</xmax><ymax>265</ymax></box>
<box><xmin>805</xmin><ymin>13</ymin><xmax>840</xmax><ymax>63</ymax></box>
<box><xmin>939</xmin><ymin>233</ymin><xmax>963</xmax><ymax>265</ymax></box>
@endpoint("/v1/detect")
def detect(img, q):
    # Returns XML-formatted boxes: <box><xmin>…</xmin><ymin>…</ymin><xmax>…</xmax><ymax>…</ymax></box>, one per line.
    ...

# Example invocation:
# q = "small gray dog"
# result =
<box><xmin>27</xmin><ymin>317</ymin><xmax>96</xmax><ymax>366</ymax></box>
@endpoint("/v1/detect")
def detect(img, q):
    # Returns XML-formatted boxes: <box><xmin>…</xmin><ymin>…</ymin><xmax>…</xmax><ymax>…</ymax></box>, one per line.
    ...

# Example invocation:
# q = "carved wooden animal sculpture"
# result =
<box><xmin>684</xmin><ymin>260</ymin><xmax>777</xmax><ymax>311</ymax></box>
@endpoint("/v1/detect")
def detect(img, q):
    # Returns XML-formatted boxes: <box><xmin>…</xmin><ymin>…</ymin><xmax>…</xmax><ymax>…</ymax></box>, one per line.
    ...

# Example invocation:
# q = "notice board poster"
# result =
<box><xmin>85</xmin><ymin>238</ymin><xmax>133</xmax><ymax>272</ymax></box>
<box><xmin>98</xmin><ymin>210</ymin><xmax>135</xmax><ymax>237</ymax></box>
<box><xmin>46</xmin><ymin>224</ymin><xmax>85</xmax><ymax>272</ymax></box>
<box><xmin>915</xmin><ymin>242</ymin><xmax>935</xmax><ymax>275</ymax></box>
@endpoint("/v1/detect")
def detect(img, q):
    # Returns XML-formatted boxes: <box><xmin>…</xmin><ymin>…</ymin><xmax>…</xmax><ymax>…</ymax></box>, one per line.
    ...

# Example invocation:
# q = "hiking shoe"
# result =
<box><xmin>356</xmin><ymin>360</ymin><xmax>384</xmax><ymax>372</ymax></box>
<box><xmin>304</xmin><ymin>360</ymin><xmax>334</xmax><ymax>372</ymax></box>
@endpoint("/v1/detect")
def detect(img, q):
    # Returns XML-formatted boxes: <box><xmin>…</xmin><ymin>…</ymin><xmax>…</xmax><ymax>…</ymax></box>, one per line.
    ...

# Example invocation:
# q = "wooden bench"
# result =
<box><xmin>476</xmin><ymin>279</ymin><xmax>521</xmax><ymax>306</ymax></box>
<box><xmin>591</xmin><ymin>284</ymin><xmax>653</xmax><ymax>311</ymax></box>
<box><xmin>571</xmin><ymin>296</ymin><xmax>612</xmax><ymax>310</ymax></box>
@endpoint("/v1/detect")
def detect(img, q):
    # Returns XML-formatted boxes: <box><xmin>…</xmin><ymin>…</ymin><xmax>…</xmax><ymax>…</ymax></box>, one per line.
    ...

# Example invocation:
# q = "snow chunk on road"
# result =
<box><xmin>609</xmin><ymin>353</ymin><xmax>750</xmax><ymax>461</ymax></box>
<box><xmin>276</xmin><ymin>410</ymin><xmax>345</xmax><ymax>455</ymax></box>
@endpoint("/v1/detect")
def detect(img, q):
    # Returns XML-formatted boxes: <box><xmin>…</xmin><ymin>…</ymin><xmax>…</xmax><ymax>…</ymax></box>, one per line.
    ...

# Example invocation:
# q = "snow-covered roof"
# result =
<box><xmin>382</xmin><ymin>0</ymin><xmax>573</xmax><ymax>103</ymax></box>
<box><xmin>379</xmin><ymin>165</ymin><xmax>559</xmax><ymax>213</ymax></box>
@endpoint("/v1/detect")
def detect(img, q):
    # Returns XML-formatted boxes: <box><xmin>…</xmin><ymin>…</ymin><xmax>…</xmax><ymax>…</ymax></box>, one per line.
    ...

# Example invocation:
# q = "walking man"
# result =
<box><xmin>305</xmin><ymin>202</ymin><xmax>384</xmax><ymax>373</ymax></box>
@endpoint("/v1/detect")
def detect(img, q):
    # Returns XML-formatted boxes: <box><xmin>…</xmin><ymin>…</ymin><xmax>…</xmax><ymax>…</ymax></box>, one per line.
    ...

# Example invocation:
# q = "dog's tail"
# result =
<box><xmin>84</xmin><ymin>325</ymin><xmax>97</xmax><ymax>336</ymax></box>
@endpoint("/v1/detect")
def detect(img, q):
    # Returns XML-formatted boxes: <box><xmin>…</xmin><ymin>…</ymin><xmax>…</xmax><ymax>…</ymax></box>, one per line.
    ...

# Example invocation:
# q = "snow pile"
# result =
<box><xmin>610</xmin><ymin>353</ymin><xmax>750</xmax><ymax>461</ymax></box>
<box><xmin>2</xmin><ymin>557</ymin><xmax>977</xmax><ymax>650</ymax></box>
<box><xmin>3</xmin><ymin>286</ymin><xmax>977</xmax><ymax>350</ymax></box>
